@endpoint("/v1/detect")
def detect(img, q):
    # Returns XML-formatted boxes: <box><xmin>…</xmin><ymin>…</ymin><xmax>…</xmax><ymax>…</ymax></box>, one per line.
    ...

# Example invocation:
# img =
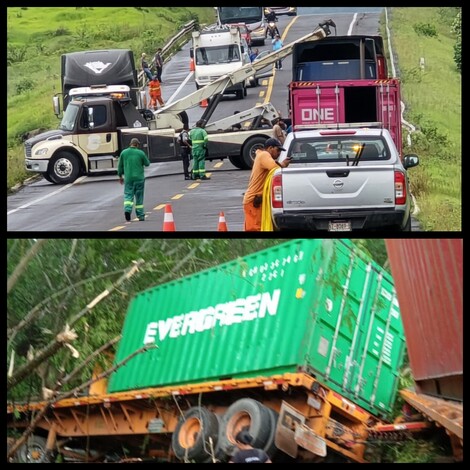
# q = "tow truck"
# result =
<box><xmin>24</xmin><ymin>20</ymin><xmax>335</xmax><ymax>184</ymax></box>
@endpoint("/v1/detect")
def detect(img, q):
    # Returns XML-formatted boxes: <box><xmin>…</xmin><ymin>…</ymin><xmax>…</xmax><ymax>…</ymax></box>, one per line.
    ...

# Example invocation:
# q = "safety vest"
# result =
<box><xmin>149</xmin><ymin>80</ymin><xmax>161</xmax><ymax>94</ymax></box>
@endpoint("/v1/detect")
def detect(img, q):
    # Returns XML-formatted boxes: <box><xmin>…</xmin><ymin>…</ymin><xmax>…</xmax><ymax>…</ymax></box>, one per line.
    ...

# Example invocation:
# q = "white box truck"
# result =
<box><xmin>191</xmin><ymin>26</ymin><xmax>251</xmax><ymax>99</ymax></box>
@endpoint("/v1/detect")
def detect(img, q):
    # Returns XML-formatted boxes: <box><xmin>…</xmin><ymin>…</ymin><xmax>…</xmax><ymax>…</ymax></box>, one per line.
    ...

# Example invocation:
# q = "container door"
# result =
<box><xmin>304</xmin><ymin>241</ymin><xmax>368</xmax><ymax>389</ymax></box>
<box><xmin>349</xmin><ymin>268</ymin><xmax>406</xmax><ymax>417</ymax></box>
<box><xmin>291</xmin><ymin>85</ymin><xmax>345</xmax><ymax>128</ymax></box>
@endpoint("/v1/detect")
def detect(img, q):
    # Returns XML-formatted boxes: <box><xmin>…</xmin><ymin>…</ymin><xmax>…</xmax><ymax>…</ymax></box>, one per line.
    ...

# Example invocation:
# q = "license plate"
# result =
<box><xmin>328</xmin><ymin>221</ymin><xmax>352</xmax><ymax>231</ymax></box>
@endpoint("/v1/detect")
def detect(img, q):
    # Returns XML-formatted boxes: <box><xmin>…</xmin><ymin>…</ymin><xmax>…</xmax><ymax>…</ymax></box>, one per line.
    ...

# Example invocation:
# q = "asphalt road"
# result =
<box><xmin>9</xmin><ymin>8</ymin><xmax>420</xmax><ymax>233</ymax></box>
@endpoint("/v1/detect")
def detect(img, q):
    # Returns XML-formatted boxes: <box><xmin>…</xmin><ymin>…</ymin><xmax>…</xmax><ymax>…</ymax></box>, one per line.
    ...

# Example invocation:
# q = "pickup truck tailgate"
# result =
<box><xmin>280</xmin><ymin>164</ymin><xmax>396</xmax><ymax>210</ymax></box>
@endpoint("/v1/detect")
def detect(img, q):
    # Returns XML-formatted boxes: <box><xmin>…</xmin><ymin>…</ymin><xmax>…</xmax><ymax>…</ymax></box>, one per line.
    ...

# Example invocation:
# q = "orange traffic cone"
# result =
<box><xmin>189</xmin><ymin>58</ymin><xmax>195</xmax><ymax>72</ymax></box>
<box><xmin>218</xmin><ymin>211</ymin><xmax>228</xmax><ymax>231</ymax></box>
<box><xmin>163</xmin><ymin>203</ymin><xmax>176</xmax><ymax>231</ymax></box>
<box><xmin>200</xmin><ymin>98</ymin><xmax>208</xmax><ymax>107</ymax></box>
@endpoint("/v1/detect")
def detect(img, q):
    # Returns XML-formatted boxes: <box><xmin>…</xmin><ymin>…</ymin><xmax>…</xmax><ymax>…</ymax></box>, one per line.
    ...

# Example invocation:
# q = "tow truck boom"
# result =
<box><xmin>153</xmin><ymin>20</ymin><xmax>335</xmax><ymax>129</ymax></box>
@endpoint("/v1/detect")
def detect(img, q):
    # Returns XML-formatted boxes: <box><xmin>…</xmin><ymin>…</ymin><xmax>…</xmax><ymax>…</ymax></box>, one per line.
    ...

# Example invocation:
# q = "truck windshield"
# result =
<box><xmin>288</xmin><ymin>137</ymin><xmax>389</xmax><ymax>163</ymax></box>
<box><xmin>59</xmin><ymin>103</ymin><xmax>79</xmax><ymax>131</ymax></box>
<box><xmin>195</xmin><ymin>45</ymin><xmax>241</xmax><ymax>65</ymax></box>
<box><xmin>217</xmin><ymin>7</ymin><xmax>263</xmax><ymax>26</ymax></box>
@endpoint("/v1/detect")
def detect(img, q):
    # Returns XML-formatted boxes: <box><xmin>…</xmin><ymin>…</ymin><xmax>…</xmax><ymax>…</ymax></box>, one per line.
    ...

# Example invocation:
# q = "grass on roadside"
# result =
<box><xmin>385</xmin><ymin>7</ymin><xmax>461</xmax><ymax>231</ymax></box>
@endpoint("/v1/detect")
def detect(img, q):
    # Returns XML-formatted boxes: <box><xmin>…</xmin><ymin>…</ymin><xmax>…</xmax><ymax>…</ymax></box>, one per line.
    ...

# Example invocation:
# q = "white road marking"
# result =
<box><xmin>7</xmin><ymin>176</ymin><xmax>87</xmax><ymax>215</ymax></box>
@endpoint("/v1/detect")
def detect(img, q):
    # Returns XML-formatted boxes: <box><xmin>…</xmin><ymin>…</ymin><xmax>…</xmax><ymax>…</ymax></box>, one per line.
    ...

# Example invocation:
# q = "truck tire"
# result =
<box><xmin>12</xmin><ymin>435</ymin><xmax>53</xmax><ymax>463</ymax></box>
<box><xmin>228</xmin><ymin>155</ymin><xmax>245</xmax><ymax>169</ymax></box>
<box><xmin>263</xmin><ymin>406</ymin><xmax>279</xmax><ymax>458</ymax></box>
<box><xmin>401</xmin><ymin>214</ymin><xmax>412</xmax><ymax>231</ymax></box>
<box><xmin>48</xmin><ymin>151</ymin><xmax>81</xmax><ymax>184</ymax></box>
<box><xmin>241</xmin><ymin>136</ymin><xmax>268</xmax><ymax>169</ymax></box>
<box><xmin>42</xmin><ymin>173</ymin><xmax>55</xmax><ymax>183</ymax></box>
<box><xmin>218</xmin><ymin>398</ymin><xmax>272</xmax><ymax>457</ymax></box>
<box><xmin>201</xmin><ymin>413</ymin><xmax>228</xmax><ymax>463</ymax></box>
<box><xmin>171</xmin><ymin>406</ymin><xmax>221</xmax><ymax>462</ymax></box>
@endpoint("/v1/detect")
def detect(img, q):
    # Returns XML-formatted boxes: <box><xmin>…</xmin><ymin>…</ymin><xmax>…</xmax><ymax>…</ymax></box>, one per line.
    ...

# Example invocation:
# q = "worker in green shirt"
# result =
<box><xmin>117</xmin><ymin>137</ymin><xmax>150</xmax><ymax>221</ymax></box>
<box><xmin>189</xmin><ymin>120</ymin><xmax>210</xmax><ymax>180</ymax></box>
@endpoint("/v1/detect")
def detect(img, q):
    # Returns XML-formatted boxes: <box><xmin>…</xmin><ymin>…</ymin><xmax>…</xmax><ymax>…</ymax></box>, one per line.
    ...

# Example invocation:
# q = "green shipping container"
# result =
<box><xmin>108</xmin><ymin>239</ymin><xmax>405</xmax><ymax>418</ymax></box>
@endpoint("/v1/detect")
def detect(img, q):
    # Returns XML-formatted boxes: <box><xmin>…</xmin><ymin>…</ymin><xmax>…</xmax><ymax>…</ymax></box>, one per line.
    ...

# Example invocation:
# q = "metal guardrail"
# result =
<box><xmin>137</xmin><ymin>19</ymin><xmax>197</xmax><ymax>90</ymax></box>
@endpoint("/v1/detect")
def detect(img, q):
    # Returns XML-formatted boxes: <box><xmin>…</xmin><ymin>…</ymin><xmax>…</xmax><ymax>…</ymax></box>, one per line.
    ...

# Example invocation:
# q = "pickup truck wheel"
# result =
<box><xmin>172</xmin><ymin>406</ymin><xmax>220</xmax><ymax>462</ymax></box>
<box><xmin>402</xmin><ymin>214</ymin><xmax>412</xmax><ymax>231</ymax></box>
<box><xmin>228</xmin><ymin>155</ymin><xmax>245</xmax><ymax>169</ymax></box>
<box><xmin>218</xmin><ymin>398</ymin><xmax>272</xmax><ymax>457</ymax></box>
<box><xmin>49</xmin><ymin>151</ymin><xmax>81</xmax><ymax>184</ymax></box>
<box><xmin>241</xmin><ymin>136</ymin><xmax>267</xmax><ymax>169</ymax></box>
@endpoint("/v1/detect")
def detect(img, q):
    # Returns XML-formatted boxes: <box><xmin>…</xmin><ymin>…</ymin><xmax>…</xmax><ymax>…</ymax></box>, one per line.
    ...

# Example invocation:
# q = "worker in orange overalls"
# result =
<box><xmin>148</xmin><ymin>76</ymin><xmax>165</xmax><ymax>110</ymax></box>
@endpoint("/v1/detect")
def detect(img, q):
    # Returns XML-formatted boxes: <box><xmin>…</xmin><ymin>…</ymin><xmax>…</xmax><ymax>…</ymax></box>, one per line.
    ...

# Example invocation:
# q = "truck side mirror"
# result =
<box><xmin>52</xmin><ymin>94</ymin><xmax>61</xmax><ymax>117</ymax></box>
<box><xmin>190</xmin><ymin>48</ymin><xmax>194</xmax><ymax>59</ymax></box>
<box><xmin>403</xmin><ymin>154</ymin><xmax>419</xmax><ymax>169</ymax></box>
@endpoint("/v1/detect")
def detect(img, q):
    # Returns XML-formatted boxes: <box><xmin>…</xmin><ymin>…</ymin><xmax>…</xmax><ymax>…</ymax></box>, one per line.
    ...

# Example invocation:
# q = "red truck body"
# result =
<box><xmin>289</xmin><ymin>78</ymin><xmax>403</xmax><ymax>157</ymax></box>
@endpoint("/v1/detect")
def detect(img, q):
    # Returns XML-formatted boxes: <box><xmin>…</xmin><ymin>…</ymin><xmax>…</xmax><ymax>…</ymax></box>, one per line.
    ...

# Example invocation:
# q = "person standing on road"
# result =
<box><xmin>148</xmin><ymin>75</ymin><xmax>165</xmax><ymax>110</ymax></box>
<box><xmin>243</xmin><ymin>137</ymin><xmax>290</xmax><ymax>231</ymax></box>
<box><xmin>189</xmin><ymin>120</ymin><xmax>210</xmax><ymax>180</ymax></box>
<box><xmin>153</xmin><ymin>47</ymin><xmax>164</xmax><ymax>82</ymax></box>
<box><xmin>141</xmin><ymin>53</ymin><xmax>153</xmax><ymax>81</ymax></box>
<box><xmin>272</xmin><ymin>35</ymin><xmax>283</xmax><ymax>69</ymax></box>
<box><xmin>272</xmin><ymin>117</ymin><xmax>286</xmax><ymax>145</ymax></box>
<box><xmin>228</xmin><ymin>430</ymin><xmax>272</xmax><ymax>463</ymax></box>
<box><xmin>118</xmin><ymin>137</ymin><xmax>150</xmax><ymax>222</ymax></box>
<box><xmin>179</xmin><ymin>124</ymin><xmax>192</xmax><ymax>180</ymax></box>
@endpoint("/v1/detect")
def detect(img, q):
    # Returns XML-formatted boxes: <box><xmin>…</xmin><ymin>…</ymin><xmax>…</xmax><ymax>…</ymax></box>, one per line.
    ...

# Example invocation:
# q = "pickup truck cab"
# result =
<box><xmin>270</xmin><ymin>126</ymin><xmax>419</xmax><ymax>231</ymax></box>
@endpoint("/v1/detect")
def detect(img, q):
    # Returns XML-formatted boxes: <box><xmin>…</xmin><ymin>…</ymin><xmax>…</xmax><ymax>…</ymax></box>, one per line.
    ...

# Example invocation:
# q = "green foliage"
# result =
<box><xmin>15</xmin><ymin>78</ymin><xmax>35</xmax><ymax>95</ymax></box>
<box><xmin>453</xmin><ymin>41</ymin><xmax>461</xmax><ymax>72</ymax></box>
<box><xmin>7</xmin><ymin>45</ymin><xmax>28</xmax><ymax>65</ymax></box>
<box><xmin>379</xmin><ymin>436</ymin><xmax>450</xmax><ymax>463</ymax></box>
<box><xmin>451</xmin><ymin>10</ymin><xmax>461</xmax><ymax>72</ymax></box>
<box><xmin>413</xmin><ymin>22</ymin><xmax>438</xmax><ymax>37</ymax></box>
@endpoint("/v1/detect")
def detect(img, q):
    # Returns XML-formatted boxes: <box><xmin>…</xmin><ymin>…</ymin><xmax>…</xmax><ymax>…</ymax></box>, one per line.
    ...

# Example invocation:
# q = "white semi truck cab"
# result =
<box><xmin>191</xmin><ymin>26</ymin><xmax>251</xmax><ymax>99</ymax></box>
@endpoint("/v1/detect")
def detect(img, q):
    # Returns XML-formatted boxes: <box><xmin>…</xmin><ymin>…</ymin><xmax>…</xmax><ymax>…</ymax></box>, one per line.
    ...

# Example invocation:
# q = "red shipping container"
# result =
<box><xmin>385</xmin><ymin>239</ymin><xmax>463</xmax><ymax>400</ymax></box>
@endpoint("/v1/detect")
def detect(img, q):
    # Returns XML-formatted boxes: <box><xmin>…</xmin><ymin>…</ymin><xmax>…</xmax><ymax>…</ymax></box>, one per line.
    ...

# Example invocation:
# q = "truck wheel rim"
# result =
<box><xmin>178</xmin><ymin>417</ymin><xmax>201</xmax><ymax>449</ymax></box>
<box><xmin>226</xmin><ymin>411</ymin><xmax>251</xmax><ymax>443</ymax></box>
<box><xmin>55</xmin><ymin>158</ymin><xmax>73</xmax><ymax>178</ymax></box>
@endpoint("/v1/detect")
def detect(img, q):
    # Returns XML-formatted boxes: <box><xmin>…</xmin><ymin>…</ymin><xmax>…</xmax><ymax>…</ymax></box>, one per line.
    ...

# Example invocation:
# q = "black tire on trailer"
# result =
<box><xmin>263</xmin><ymin>406</ymin><xmax>279</xmax><ymax>458</ymax></box>
<box><xmin>171</xmin><ymin>406</ymin><xmax>220</xmax><ymax>462</ymax></box>
<box><xmin>241</xmin><ymin>135</ymin><xmax>268</xmax><ymax>169</ymax></box>
<box><xmin>218</xmin><ymin>398</ymin><xmax>272</xmax><ymax>457</ymax></box>
<box><xmin>201</xmin><ymin>412</ymin><xmax>228</xmax><ymax>463</ymax></box>
<box><xmin>12</xmin><ymin>435</ymin><xmax>53</xmax><ymax>463</ymax></box>
<box><xmin>48</xmin><ymin>151</ymin><xmax>81</xmax><ymax>184</ymax></box>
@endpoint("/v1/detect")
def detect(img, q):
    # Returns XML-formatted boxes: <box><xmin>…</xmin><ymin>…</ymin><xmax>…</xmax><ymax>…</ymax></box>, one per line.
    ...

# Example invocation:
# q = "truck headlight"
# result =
<box><xmin>35</xmin><ymin>148</ymin><xmax>49</xmax><ymax>156</ymax></box>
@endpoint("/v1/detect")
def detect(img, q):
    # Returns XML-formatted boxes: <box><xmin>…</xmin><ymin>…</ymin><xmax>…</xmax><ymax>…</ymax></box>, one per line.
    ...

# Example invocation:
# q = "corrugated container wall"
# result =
<box><xmin>109</xmin><ymin>239</ymin><xmax>406</xmax><ymax>418</ymax></box>
<box><xmin>385</xmin><ymin>239</ymin><xmax>463</xmax><ymax>400</ymax></box>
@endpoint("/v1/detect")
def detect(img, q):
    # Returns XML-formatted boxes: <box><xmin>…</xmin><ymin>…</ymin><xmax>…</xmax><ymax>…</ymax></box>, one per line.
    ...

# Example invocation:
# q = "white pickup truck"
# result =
<box><xmin>270</xmin><ymin>125</ymin><xmax>419</xmax><ymax>231</ymax></box>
